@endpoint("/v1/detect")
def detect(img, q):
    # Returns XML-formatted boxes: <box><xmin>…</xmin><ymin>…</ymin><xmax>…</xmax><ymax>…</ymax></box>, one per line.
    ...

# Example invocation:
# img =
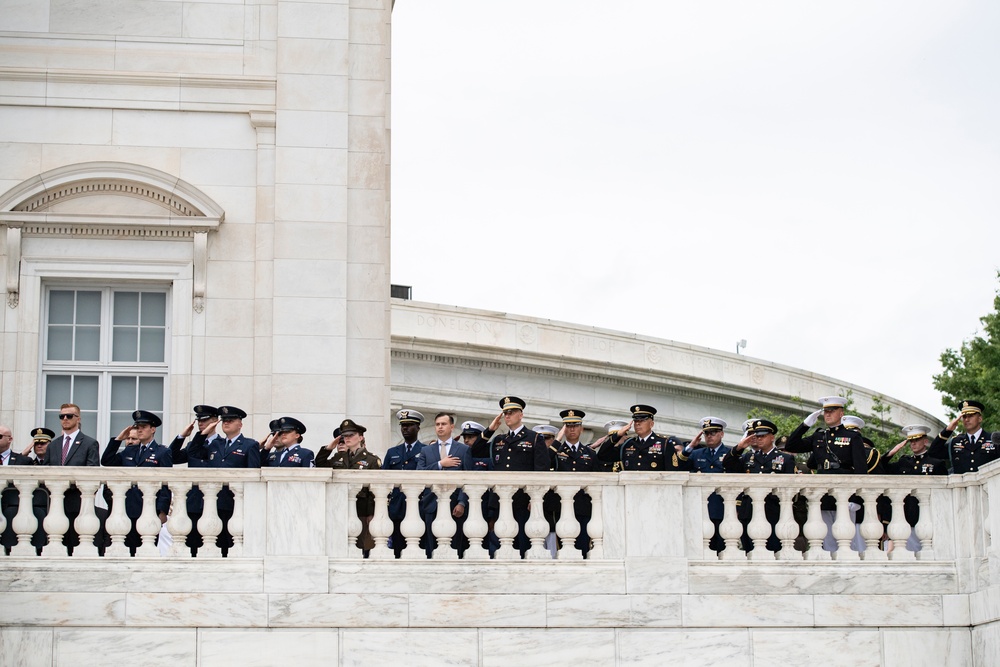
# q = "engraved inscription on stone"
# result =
<box><xmin>415</xmin><ymin>314</ymin><xmax>498</xmax><ymax>336</ymax></box>
<box><xmin>569</xmin><ymin>335</ymin><xmax>617</xmax><ymax>353</ymax></box>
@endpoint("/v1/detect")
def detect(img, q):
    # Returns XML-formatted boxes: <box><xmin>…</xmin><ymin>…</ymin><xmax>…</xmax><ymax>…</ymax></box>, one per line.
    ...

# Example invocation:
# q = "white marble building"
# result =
<box><xmin>2</xmin><ymin>2</ymin><xmax>997</xmax><ymax>666</ymax></box>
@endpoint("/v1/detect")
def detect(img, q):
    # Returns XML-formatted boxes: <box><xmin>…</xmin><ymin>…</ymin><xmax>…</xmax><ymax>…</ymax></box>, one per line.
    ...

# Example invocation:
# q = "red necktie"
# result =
<box><xmin>61</xmin><ymin>435</ymin><xmax>71</xmax><ymax>464</ymax></box>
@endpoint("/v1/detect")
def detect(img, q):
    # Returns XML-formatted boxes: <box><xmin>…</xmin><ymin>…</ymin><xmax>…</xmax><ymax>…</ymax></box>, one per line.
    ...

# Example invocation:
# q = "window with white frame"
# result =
<box><xmin>41</xmin><ymin>286</ymin><xmax>170</xmax><ymax>441</ymax></box>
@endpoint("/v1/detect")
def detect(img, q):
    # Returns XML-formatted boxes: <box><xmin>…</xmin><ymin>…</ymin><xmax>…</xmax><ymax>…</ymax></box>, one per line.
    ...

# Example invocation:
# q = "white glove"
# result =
<box><xmin>803</xmin><ymin>409</ymin><xmax>822</xmax><ymax>427</ymax></box>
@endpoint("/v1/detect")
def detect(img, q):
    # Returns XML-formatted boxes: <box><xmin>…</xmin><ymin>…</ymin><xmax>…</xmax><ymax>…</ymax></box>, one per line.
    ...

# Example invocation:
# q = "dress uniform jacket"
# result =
<box><xmin>551</xmin><ymin>441</ymin><xmax>600</xmax><ymax>471</ymax></box>
<box><xmin>316</xmin><ymin>447</ymin><xmax>382</xmax><ymax>516</ymax></box>
<box><xmin>723</xmin><ymin>447</ymin><xmax>797</xmax><ymax>474</ymax></box>
<box><xmin>100</xmin><ymin>438</ymin><xmax>173</xmax><ymax>517</ymax></box>
<box><xmin>882</xmin><ymin>451</ymin><xmax>947</xmax><ymax>526</ymax></box>
<box><xmin>785</xmin><ymin>423</ymin><xmax>867</xmax><ymax>473</ymax></box>
<box><xmin>484</xmin><ymin>427</ymin><xmax>550</xmax><ymax>471</ymax></box>
<box><xmin>549</xmin><ymin>441</ymin><xmax>598</xmax><ymax>552</ymax></box>
<box><xmin>187</xmin><ymin>432</ymin><xmax>261</xmax><ymax>469</ymax></box>
<box><xmin>927</xmin><ymin>430</ymin><xmax>998</xmax><ymax>474</ymax></box>
<box><xmin>263</xmin><ymin>444</ymin><xmax>315</xmax><ymax>467</ymax></box>
<box><xmin>597</xmin><ymin>432</ymin><xmax>689</xmax><ymax>471</ymax></box>
<box><xmin>684</xmin><ymin>444</ymin><xmax>731</xmax><ymax>474</ymax></box>
<box><xmin>381</xmin><ymin>441</ymin><xmax>426</xmax><ymax>521</ymax></box>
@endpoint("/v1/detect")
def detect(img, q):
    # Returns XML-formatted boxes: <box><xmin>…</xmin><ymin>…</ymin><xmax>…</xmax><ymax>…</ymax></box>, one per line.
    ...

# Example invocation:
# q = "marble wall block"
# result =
<box><xmin>972</xmin><ymin>620</ymin><xmax>1000</xmax><ymax>667</ymax></box>
<box><xmin>277</xmin><ymin>38</ymin><xmax>349</xmax><ymax>76</ymax></box>
<box><xmin>266</xmin><ymin>478</ymin><xmax>328</xmax><ymax>556</ymax></box>
<box><xmin>408</xmin><ymin>594</ymin><xmax>545</xmax><ymax>628</ymax></box>
<box><xmin>268</xmin><ymin>593</ymin><xmax>407</xmax><ymax>627</ymax></box>
<box><xmin>0</xmin><ymin>627</ymin><xmax>53</xmax><ymax>667</ymax></box>
<box><xmin>264</xmin><ymin>556</ymin><xmax>329</xmax><ymax>593</ymax></box>
<box><xmin>882</xmin><ymin>629</ymin><xmax>972</xmax><ymax>667</ymax></box>
<box><xmin>278</xmin><ymin>1</ymin><xmax>348</xmax><ymax>41</ymax></box>
<box><xmin>750</xmin><ymin>629</ymin><xmax>880</xmax><ymax>667</ymax></box>
<box><xmin>182</xmin><ymin>3</ymin><xmax>246</xmax><ymax>41</ymax></box>
<box><xmin>624</xmin><ymin>482</ymin><xmax>687</xmax><ymax>558</ymax></box>
<box><xmin>340</xmin><ymin>629</ymin><xmax>478</xmax><ymax>667</ymax></box>
<box><xmin>53</xmin><ymin>629</ymin><xmax>196</xmax><ymax>667</ymax></box>
<box><xmin>0</xmin><ymin>107</ymin><xmax>113</xmax><ymax>146</ymax></box>
<box><xmin>683</xmin><ymin>595</ymin><xmax>815</xmax><ymax>627</ymax></box>
<box><xmin>112</xmin><ymin>109</ymin><xmax>256</xmax><ymax>150</ymax></box>
<box><xmin>481</xmin><ymin>629</ymin><xmax>616</xmax><ymax>667</ymax></box>
<box><xmin>617</xmin><ymin>629</ymin><xmax>751</xmax><ymax>666</ymax></box>
<box><xmin>199</xmin><ymin>629</ymin><xmax>338</xmax><ymax>666</ymax></box>
<box><xmin>687</xmin><ymin>562</ymin><xmax>958</xmax><ymax>596</ymax></box>
<box><xmin>50</xmin><ymin>0</ymin><xmax>182</xmax><ymax>37</ymax></box>
<box><xmin>0</xmin><ymin>593</ymin><xmax>125</xmax><ymax>626</ymax></box>
<box><xmin>275</xmin><ymin>110</ymin><xmax>348</xmax><ymax>149</ymax></box>
<box><xmin>813</xmin><ymin>594</ymin><xmax>942</xmax><ymax>627</ymax></box>
<box><xmin>627</xmin><ymin>558</ymin><xmax>689</xmax><ymax>595</ymax></box>
<box><xmin>125</xmin><ymin>593</ymin><xmax>267</xmax><ymax>627</ymax></box>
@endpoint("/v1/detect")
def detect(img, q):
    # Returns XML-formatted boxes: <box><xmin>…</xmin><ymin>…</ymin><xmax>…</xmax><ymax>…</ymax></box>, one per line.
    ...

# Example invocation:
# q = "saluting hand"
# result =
<box><xmin>736</xmin><ymin>434</ymin><xmax>754</xmax><ymax>452</ymax></box>
<box><xmin>688</xmin><ymin>431</ymin><xmax>704</xmax><ymax>450</ymax></box>
<box><xmin>199</xmin><ymin>419</ymin><xmax>219</xmax><ymax>437</ymax></box>
<box><xmin>887</xmin><ymin>439</ymin><xmax>908</xmax><ymax>458</ymax></box>
<box><xmin>261</xmin><ymin>432</ymin><xmax>276</xmax><ymax>450</ymax></box>
<box><xmin>948</xmin><ymin>416</ymin><xmax>961</xmax><ymax>432</ymax></box>
<box><xmin>180</xmin><ymin>419</ymin><xmax>197</xmax><ymax>438</ymax></box>
<box><xmin>617</xmin><ymin>421</ymin><xmax>633</xmax><ymax>439</ymax></box>
<box><xmin>489</xmin><ymin>413</ymin><xmax>503</xmax><ymax>431</ymax></box>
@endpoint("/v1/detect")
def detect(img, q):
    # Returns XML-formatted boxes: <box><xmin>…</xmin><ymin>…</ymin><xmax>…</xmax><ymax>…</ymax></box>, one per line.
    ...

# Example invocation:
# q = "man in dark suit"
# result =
<box><xmin>1</xmin><ymin>424</ymin><xmax>36</xmax><ymax>553</ymax></box>
<box><xmin>261</xmin><ymin>417</ymin><xmax>315</xmax><ymax>467</ymax></box>
<box><xmin>417</xmin><ymin>412</ymin><xmax>472</xmax><ymax>557</ymax></box>
<box><xmin>41</xmin><ymin>403</ymin><xmax>100</xmax><ymax>554</ymax></box>
<box><xmin>101</xmin><ymin>410</ymin><xmax>173</xmax><ymax>554</ymax></box>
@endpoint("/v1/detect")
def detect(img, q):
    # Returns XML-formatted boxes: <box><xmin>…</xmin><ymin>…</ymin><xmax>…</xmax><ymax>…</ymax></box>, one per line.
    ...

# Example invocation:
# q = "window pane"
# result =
<box><xmin>74</xmin><ymin>376</ymin><xmax>99</xmax><ymax>412</ymax></box>
<box><xmin>75</xmin><ymin>326</ymin><xmax>100</xmax><ymax>361</ymax></box>
<box><xmin>138</xmin><ymin>377</ymin><xmax>164</xmax><ymax>411</ymax></box>
<box><xmin>112</xmin><ymin>326</ymin><xmax>138</xmax><ymax>362</ymax></box>
<box><xmin>141</xmin><ymin>293</ymin><xmax>166</xmax><ymax>327</ymax></box>
<box><xmin>76</xmin><ymin>291</ymin><xmax>102</xmax><ymax>325</ymax></box>
<box><xmin>45</xmin><ymin>375</ymin><xmax>72</xmax><ymax>409</ymax></box>
<box><xmin>110</xmin><ymin>412</ymin><xmax>134</xmax><ymax>439</ymax></box>
<box><xmin>110</xmin><ymin>376</ymin><xmax>136</xmax><ymax>410</ymax></box>
<box><xmin>48</xmin><ymin>291</ymin><xmax>75</xmax><ymax>325</ymax></box>
<box><xmin>47</xmin><ymin>326</ymin><xmax>73</xmax><ymax>360</ymax></box>
<box><xmin>139</xmin><ymin>329</ymin><xmax>165</xmax><ymax>363</ymax></box>
<box><xmin>114</xmin><ymin>292</ymin><xmax>139</xmax><ymax>326</ymax></box>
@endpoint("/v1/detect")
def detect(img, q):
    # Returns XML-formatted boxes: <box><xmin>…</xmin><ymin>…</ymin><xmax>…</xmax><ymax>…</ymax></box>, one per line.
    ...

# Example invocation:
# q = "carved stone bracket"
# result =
<box><xmin>193</xmin><ymin>231</ymin><xmax>207</xmax><ymax>313</ymax></box>
<box><xmin>5</xmin><ymin>225</ymin><xmax>20</xmax><ymax>308</ymax></box>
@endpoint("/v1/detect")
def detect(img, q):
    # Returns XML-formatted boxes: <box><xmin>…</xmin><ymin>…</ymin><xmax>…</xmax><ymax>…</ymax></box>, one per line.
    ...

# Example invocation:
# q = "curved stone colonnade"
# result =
<box><xmin>389</xmin><ymin>300</ymin><xmax>942</xmax><ymax>448</ymax></box>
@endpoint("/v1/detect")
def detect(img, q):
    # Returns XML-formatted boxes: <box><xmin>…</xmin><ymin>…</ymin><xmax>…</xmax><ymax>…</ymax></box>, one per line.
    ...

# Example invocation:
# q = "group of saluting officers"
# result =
<box><xmin>2</xmin><ymin>393</ymin><xmax>995</xmax><ymax>557</ymax></box>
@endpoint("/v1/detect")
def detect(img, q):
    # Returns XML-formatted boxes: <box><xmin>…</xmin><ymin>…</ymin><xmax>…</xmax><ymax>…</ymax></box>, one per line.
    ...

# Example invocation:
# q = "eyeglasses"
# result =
<box><xmin>59</xmin><ymin>414</ymin><xmax>79</xmax><ymax>420</ymax></box>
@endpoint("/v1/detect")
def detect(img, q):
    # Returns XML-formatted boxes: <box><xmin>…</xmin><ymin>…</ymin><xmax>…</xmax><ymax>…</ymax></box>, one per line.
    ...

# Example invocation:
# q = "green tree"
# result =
<box><xmin>933</xmin><ymin>275</ymin><xmax>1000</xmax><ymax>431</ymax></box>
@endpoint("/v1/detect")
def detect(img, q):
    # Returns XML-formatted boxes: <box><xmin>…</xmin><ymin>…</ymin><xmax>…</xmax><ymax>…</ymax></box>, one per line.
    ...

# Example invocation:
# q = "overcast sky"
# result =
<box><xmin>389</xmin><ymin>1</ymin><xmax>1000</xmax><ymax>419</ymax></box>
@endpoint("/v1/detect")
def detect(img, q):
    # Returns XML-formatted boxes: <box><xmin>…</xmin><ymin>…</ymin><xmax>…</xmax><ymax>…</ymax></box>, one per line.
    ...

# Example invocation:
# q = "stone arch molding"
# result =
<box><xmin>0</xmin><ymin>162</ymin><xmax>224</xmax><ymax>310</ymax></box>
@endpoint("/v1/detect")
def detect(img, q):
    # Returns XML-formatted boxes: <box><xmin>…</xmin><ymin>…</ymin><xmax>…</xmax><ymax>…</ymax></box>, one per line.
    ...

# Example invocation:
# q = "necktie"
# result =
<box><xmin>406</xmin><ymin>444</ymin><xmax>411</xmax><ymax>455</ymax></box>
<box><xmin>139</xmin><ymin>445</ymin><xmax>146</xmax><ymax>461</ymax></box>
<box><xmin>279</xmin><ymin>449</ymin><xmax>287</xmax><ymax>464</ymax></box>
<box><xmin>225</xmin><ymin>439</ymin><xmax>232</xmax><ymax>451</ymax></box>
<box><xmin>62</xmin><ymin>435</ymin><xmax>71</xmax><ymax>464</ymax></box>
<box><xmin>440</xmin><ymin>442</ymin><xmax>447</xmax><ymax>460</ymax></box>
<box><xmin>969</xmin><ymin>435</ymin><xmax>976</xmax><ymax>447</ymax></box>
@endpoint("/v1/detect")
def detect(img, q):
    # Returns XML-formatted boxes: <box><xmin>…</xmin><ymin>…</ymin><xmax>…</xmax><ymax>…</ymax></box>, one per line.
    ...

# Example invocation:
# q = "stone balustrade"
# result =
<box><xmin>1</xmin><ymin>467</ymin><xmax>994</xmax><ymax>568</ymax></box>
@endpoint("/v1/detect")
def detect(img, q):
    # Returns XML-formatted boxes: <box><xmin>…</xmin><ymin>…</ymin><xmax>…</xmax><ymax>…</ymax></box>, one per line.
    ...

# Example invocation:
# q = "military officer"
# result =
<box><xmin>680</xmin><ymin>416</ymin><xmax>730</xmax><ymax>551</ymax></box>
<box><xmin>316</xmin><ymin>420</ymin><xmax>380</xmax><ymax>554</ymax></box>
<box><xmin>784</xmin><ymin>396</ymin><xmax>867</xmax><ymax>474</ymax></box>
<box><xmin>460</xmin><ymin>420</ymin><xmax>500</xmax><ymax>553</ymax></box>
<box><xmin>2</xmin><ymin>427</ymin><xmax>50</xmax><ymax>554</ymax></box>
<box><xmin>596</xmin><ymin>404</ymin><xmax>688</xmax><ymax>471</ymax></box>
<box><xmin>169</xmin><ymin>405</ymin><xmax>218</xmax><ymax>467</ymax></box>
<box><xmin>590</xmin><ymin>420</ymin><xmax>628</xmax><ymax>472</ymax></box>
<box><xmin>483</xmin><ymin>396</ymin><xmax>550</xmax><ymax>556</ymax></box>
<box><xmin>261</xmin><ymin>417</ymin><xmax>314</xmax><ymax>467</ymax></box>
<box><xmin>927</xmin><ymin>400</ymin><xmax>997</xmax><ymax>474</ymax></box>
<box><xmin>722</xmin><ymin>418</ymin><xmax>794</xmax><ymax>552</ymax></box>
<box><xmin>380</xmin><ymin>410</ymin><xmax>427</xmax><ymax>556</ymax></box>
<box><xmin>548</xmin><ymin>409</ymin><xmax>599</xmax><ymax>556</ymax></box>
<box><xmin>101</xmin><ymin>411</ymin><xmax>173</xmax><ymax>554</ymax></box>
<box><xmin>880</xmin><ymin>424</ymin><xmax>948</xmax><ymax>552</ymax></box>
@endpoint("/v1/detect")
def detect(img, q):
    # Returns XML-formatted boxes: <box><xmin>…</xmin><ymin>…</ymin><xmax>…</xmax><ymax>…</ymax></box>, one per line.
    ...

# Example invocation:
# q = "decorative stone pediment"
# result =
<box><xmin>0</xmin><ymin>162</ymin><xmax>224</xmax><ymax>309</ymax></box>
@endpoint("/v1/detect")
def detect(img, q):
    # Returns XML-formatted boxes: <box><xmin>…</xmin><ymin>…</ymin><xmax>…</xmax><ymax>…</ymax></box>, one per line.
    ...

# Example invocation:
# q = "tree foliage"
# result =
<box><xmin>933</xmin><ymin>276</ymin><xmax>1000</xmax><ymax>431</ymax></box>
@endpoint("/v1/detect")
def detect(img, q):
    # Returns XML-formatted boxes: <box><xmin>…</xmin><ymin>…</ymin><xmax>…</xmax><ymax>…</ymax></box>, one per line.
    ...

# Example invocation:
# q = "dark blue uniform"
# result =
<box><xmin>101</xmin><ymin>438</ymin><xmax>172</xmax><ymax>553</ymax></box>
<box><xmin>927</xmin><ymin>429</ymin><xmax>998</xmax><ymax>474</ymax></box>
<box><xmin>263</xmin><ymin>444</ymin><xmax>315</xmax><ymax>467</ymax></box>
<box><xmin>598</xmin><ymin>432</ymin><xmax>689</xmax><ymax>471</ymax></box>
<box><xmin>785</xmin><ymin>422</ymin><xmax>866</xmax><ymax>473</ymax></box>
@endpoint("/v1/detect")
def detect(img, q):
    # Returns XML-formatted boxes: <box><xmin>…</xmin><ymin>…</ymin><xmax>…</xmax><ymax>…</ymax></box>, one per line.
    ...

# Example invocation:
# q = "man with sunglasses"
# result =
<box><xmin>41</xmin><ymin>403</ymin><xmax>99</xmax><ymax>554</ymax></box>
<box><xmin>783</xmin><ymin>396</ymin><xmax>866</xmax><ymax>474</ymax></box>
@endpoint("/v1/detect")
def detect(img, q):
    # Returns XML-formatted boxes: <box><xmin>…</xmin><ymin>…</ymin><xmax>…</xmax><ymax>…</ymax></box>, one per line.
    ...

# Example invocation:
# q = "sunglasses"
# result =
<box><xmin>59</xmin><ymin>413</ymin><xmax>79</xmax><ymax>420</ymax></box>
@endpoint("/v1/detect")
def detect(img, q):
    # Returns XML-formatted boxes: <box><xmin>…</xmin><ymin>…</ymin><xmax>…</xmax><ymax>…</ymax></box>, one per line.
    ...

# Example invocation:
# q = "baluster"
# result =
<box><xmin>555</xmin><ymin>485</ymin><xmax>582</xmax><ymax>561</ymax></box>
<box><xmin>830</xmin><ymin>488</ymin><xmax>859</xmax><ymax>560</ymax></box>
<box><xmin>493</xmin><ymin>485</ymin><xmax>518</xmax><ymax>560</ymax></box>
<box><xmin>73</xmin><ymin>481</ymin><xmax>101</xmax><ymax>557</ymax></box>
<box><xmin>39</xmin><ymin>481</ymin><xmax>68</xmax><ymax>558</ymax></box>
<box><xmin>134</xmin><ymin>481</ymin><xmax>162</xmax><ymax>557</ymax></box>
<box><xmin>462</xmin><ymin>484</ymin><xmax>489</xmax><ymax>561</ymax></box>
<box><xmin>702</xmin><ymin>487</ymin><xmax>717</xmax><ymax>559</ymax></box>
<box><xmin>198</xmin><ymin>482</ymin><xmax>223</xmax><ymax>558</ymax></box>
<box><xmin>886</xmin><ymin>489</ymin><xmax>914</xmax><ymax>561</ymax></box>
<box><xmin>104</xmin><ymin>481</ymin><xmax>133</xmax><ymax>557</ymax></box>
<box><xmin>718</xmin><ymin>487</ymin><xmax>745</xmax><ymax>560</ymax></box>
<box><xmin>430</xmin><ymin>483</ymin><xmax>458</xmax><ymax>560</ymax></box>
<box><xmin>166</xmin><ymin>480</ymin><xmax>194</xmax><ymax>558</ymax></box>
<box><xmin>802</xmin><ymin>487</ymin><xmax>831</xmax><ymax>561</ymax></box>
<box><xmin>859</xmin><ymin>488</ymin><xmax>886</xmax><ymax>561</ymax></box>
<box><xmin>10</xmin><ymin>479</ymin><xmax>38</xmax><ymax>557</ymax></box>
<box><xmin>399</xmin><ymin>483</ymin><xmax>425</xmax><ymax>560</ymax></box>
<box><xmin>369</xmin><ymin>483</ymin><xmax>393</xmax><ymax>560</ymax></box>
<box><xmin>746</xmin><ymin>487</ymin><xmax>773</xmax><ymax>561</ymax></box>
<box><xmin>587</xmin><ymin>485</ymin><xmax>604</xmax><ymax>560</ymax></box>
<box><xmin>346</xmin><ymin>482</ymin><xmax>364</xmax><ymax>556</ymax></box>
<box><xmin>774</xmin><ymin>488</ymin><xmax>800</xmax><ymax>560</ymax></box>
<box><xmin>913</xmin><ymin>489</ymin><xmax>934</xmax><ymax>559</ymax></box>
<box><xmin>228</xmin><ymin>483</ymin><xmax>245</xmax><ymax>558</ymax></box>
<box><xmin>525</xmin><ymin>485</ymin><xmax>550</xmax><ymax>560</ymax></box>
